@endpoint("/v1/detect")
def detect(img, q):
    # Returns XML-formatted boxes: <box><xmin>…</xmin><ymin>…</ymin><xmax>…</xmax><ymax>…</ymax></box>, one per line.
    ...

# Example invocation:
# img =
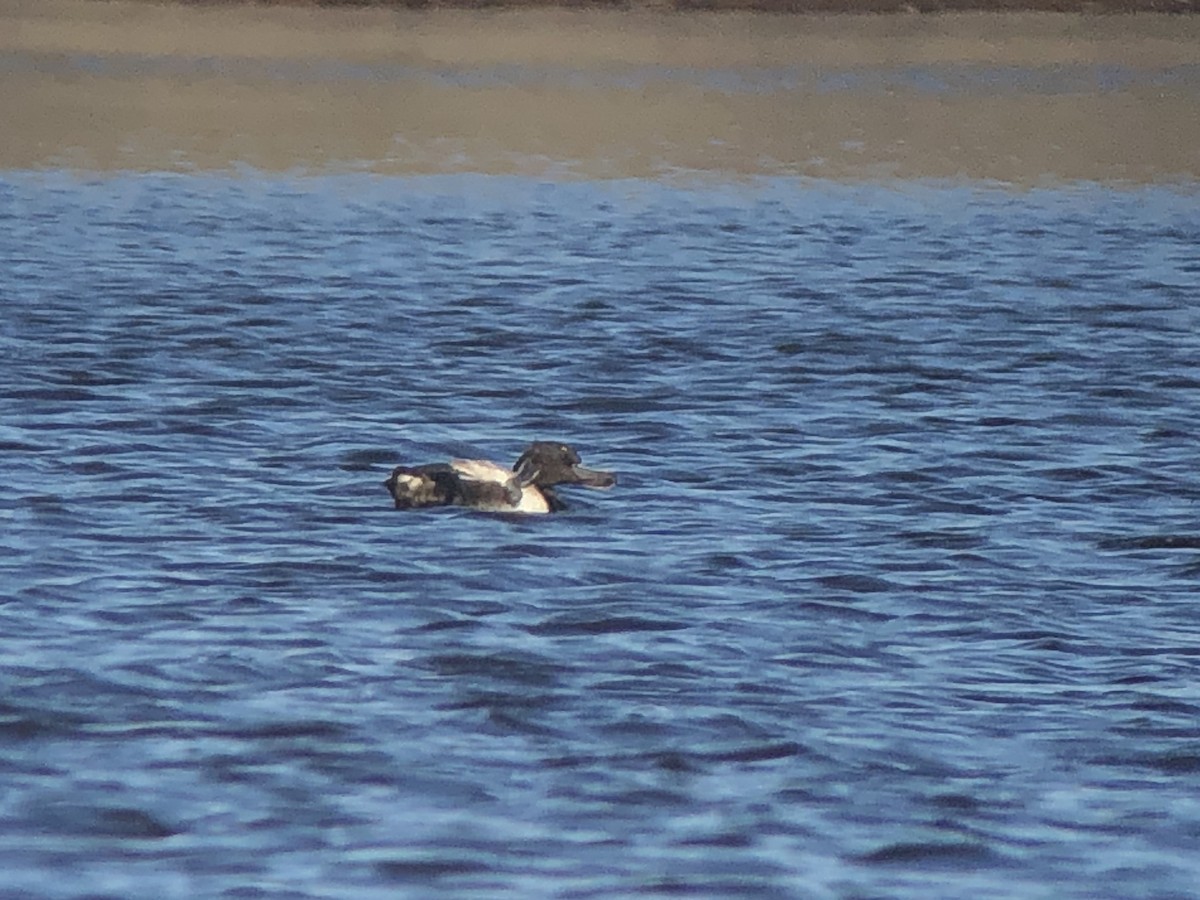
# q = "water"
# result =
<box><xmin>3</xmin><ymin>171</ymin><xmax>1199</xmax><ymax>898</ymax></box>
<box><xmin>4</xmin><ymin>7</ymin><xmax>1200</xmax><ymax>893</ymax></box>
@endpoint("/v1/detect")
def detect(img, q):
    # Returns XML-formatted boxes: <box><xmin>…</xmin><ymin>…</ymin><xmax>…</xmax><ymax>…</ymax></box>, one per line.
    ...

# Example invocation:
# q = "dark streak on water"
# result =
<box><xmin>2</xmin><ymin>172</ymin><xmax>1200</xmax><ymax>898</ymax></box>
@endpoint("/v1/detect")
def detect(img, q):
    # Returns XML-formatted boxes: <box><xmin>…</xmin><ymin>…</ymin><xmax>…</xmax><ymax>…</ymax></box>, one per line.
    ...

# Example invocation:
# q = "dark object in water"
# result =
<box><xmin>384</xmin><ymin>441</ymin><xmax>615</xmax><ymax>514</ymax></box>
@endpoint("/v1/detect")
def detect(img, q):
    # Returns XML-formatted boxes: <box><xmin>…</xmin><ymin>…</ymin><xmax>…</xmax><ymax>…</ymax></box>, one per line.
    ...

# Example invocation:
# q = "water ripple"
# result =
<box><xmin>1</xmin><ymin>172</ymin><xmax>1199</xmax><ymax>899</ymax></box>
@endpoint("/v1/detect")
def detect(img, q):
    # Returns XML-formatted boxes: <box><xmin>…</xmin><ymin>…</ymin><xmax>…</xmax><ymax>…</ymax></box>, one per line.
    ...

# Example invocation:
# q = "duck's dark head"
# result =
<box><xmin>512</xmin><ymin>442</ymin><xmax>616</xmax><ymax>490</ymax></box>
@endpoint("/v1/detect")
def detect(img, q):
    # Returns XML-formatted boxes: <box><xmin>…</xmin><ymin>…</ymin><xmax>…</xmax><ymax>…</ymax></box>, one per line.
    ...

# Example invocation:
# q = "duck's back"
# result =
<box><xmin>450</xmin><ymin>458</ymin><xmax>551</xmax><ymax>513</ymax></box>
<box><xmin>450</xmin><ymin>459</ymin><xmax>515</xmax><ymax>484</ymax></box>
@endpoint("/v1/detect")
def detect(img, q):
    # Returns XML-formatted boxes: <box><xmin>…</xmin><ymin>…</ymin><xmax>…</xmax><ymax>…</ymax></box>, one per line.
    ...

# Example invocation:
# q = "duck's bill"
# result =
<box><xmin>572</xmin><ymin>465</ymin><xmax>616</xmax><ymax>489</ymax></box>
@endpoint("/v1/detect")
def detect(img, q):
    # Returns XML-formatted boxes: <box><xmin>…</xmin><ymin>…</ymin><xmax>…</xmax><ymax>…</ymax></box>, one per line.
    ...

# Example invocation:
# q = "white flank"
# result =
<box><xmin>450</xmin><ymin>458</ymin><xmax>551</xmax><ymax>514</ymax></box>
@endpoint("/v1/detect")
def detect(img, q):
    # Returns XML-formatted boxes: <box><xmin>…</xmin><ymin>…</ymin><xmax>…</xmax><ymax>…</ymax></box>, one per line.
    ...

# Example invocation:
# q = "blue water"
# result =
<box><xmin>3</xmin><ymin>171</ymin><xmax>1200</xmax><ymax>898</ymax></box>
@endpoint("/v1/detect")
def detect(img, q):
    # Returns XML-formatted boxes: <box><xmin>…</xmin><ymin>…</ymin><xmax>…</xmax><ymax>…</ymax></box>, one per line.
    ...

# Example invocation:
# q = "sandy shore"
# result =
<box><xmin>80</xmin><ymin>0</ymin><xmax>1200</xmax><ymax>12</ymax></box>
<box><xmin>2</xmin><ymin>0</ymin><xmax>1199</xmax><ymax>180</ymax></box>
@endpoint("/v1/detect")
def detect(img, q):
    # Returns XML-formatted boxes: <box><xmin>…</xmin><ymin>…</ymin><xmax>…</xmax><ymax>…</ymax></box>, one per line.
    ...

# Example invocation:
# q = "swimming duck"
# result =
<box><xmin>384</xmin><ymin>441</ymin><xmax>615</xmax><ymax>514</ymax></box>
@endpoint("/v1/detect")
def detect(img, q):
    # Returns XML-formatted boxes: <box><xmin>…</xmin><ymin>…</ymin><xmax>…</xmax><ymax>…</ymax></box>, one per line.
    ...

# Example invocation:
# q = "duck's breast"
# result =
<box><xmin>511</xmin><ymin>486</ymin><xmax>551</xmax><ymax>514</ymax></box>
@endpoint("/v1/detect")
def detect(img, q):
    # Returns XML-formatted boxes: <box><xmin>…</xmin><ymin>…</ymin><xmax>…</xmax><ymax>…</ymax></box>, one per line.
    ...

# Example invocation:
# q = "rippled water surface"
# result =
<box><xmin>3</xmin><ymin>169</ymin><xmax>1200</xmax><ymax>898</ymax></box>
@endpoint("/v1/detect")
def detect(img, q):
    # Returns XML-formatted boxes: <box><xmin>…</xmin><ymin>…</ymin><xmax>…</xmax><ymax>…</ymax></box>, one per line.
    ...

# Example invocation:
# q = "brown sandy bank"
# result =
<box><xmin>3</xmin><ymin>0</ymin><xmax>1199</xmax><ymax>180</ymax></box>
<box><xmin>130</xmin><ymin>0</ymin><xmax>1200</xmax><ymax>13</ymax></box>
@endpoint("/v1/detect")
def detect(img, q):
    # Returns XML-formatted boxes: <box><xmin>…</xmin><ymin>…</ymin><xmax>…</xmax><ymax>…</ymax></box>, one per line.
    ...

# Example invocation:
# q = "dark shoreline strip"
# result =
<box><xmin>173</xmin><ymin>0</ymin><xmax>1200</xmax><ymax>13</ymax></box>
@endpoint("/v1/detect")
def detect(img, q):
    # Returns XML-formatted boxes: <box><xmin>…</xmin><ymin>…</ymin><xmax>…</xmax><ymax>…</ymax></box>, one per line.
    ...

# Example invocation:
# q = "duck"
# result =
<box><xmin>384</xmin><ymin>441</ymin><xmax>615</xmax><ymax>514</ymax></box>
